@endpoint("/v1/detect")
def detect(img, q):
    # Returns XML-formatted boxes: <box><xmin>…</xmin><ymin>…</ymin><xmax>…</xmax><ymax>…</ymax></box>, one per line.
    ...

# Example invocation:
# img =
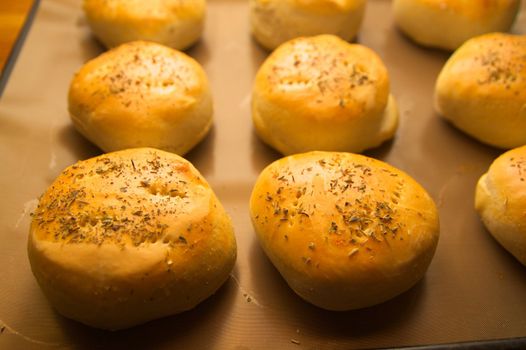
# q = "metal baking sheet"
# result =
<box><xmin>1</xmin><ymin>0</ymin><xmax>526</xmax><ymax>348</ymax></box>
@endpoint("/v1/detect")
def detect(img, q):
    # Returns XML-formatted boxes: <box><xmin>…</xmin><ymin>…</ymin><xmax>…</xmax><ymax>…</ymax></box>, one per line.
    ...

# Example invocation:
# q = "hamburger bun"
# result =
<box><xmin>434</xmin><ymin>33</ymin><xmax>526</xmax><ymax>149</ymax></box>
<box><xmin>252</xmin><ymin>35</ymin><xmax>399</xmax><ymax>156</ymax></box>
<box><xmin>249</xmin><ymin>151</ymin><xmax>439</xmax><ymax>310</ymax></box>
<box><xmin>475</xmin><ymin>145</ymin><xmax>526</xmax><ymax>265</ymax></box>
<box><xmin>393</xmin><ymin>0</ymin><xmax>520</xmax><ymax>51</ymax></box>
<box><xmin>250</xmin><ymin>0</ymin><xmax>366</xmax><ymax>50</ymax></box>
<box><xmin>83</xmin><ymin>0</ymin><xmax>206</xmax><ymax>50</ymax></box>
<box><xmin>28</xmin><ymin>148</ymin><xmax>236</xmax><ymax>330</ymax></box>
<box><xmin>68</xmin><ymin>41</ymin><xmax>213</xmax><ymax>156</ymax></box>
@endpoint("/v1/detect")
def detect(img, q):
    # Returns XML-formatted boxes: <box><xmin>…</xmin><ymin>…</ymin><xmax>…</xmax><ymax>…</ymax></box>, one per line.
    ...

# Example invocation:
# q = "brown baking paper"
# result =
<box><xmin>1</xmin><ymin>0</ymin><xmax>526</xmax><ymax>348</ymax></box>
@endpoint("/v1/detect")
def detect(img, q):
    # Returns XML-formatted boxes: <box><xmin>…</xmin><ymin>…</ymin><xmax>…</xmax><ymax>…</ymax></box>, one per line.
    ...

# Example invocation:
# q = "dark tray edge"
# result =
<box><xmin>0</xmin><ymin>0</ymin><xmax>41</xmax><ymax>98</ymax></box>
<box><xmin>2</xmin><ymin>1</ymin><xmax>524</xmax><ymax>347</ymax></box>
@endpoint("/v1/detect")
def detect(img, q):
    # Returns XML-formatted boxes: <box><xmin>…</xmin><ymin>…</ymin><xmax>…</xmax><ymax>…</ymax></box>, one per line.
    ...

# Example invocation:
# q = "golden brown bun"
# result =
<box><xmin>435</xmin><ymin>33</ymin><xmax>526</xmax><ymax>149</ymax></box>
<box><xmin>68</xmin><ymin>41</ymin><xmax>213</xmax><ymax>156</ymax></box>
<box><xmin>28</xmin><ymin>148</ymin><xmax>236</xmax><ymax>330</ymax></box>
<box><xmin>393</xmin><ymin>0</ymin><xmax>519</xmax><ymax>51</ymax></box>
<box><xmin>252</xmin><ymin>35</ymin><xmax>398</xmax><ymax>156</ymax></box>
<box><xmin>83</xmin><ymin>0</ymin><xmax>205</xmax><ymax>50</ymax></box>
<box><xmin>250</xmin><ymin>0</ymin><xmax>366</xmax><ymax>50</ymax></box>
<box><xmin>475</xmin><ymin>146</ymin><xmax>526</xmax><ymax>265</ymax></box>
<box><xmin>249</xmin><ymin>151</ymin><xmax>439</xmax><ymax>310</ymax></box>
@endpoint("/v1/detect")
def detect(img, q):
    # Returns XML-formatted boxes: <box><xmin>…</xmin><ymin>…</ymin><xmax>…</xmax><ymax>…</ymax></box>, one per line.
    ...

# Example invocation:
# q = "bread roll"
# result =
<box><xmin>249</xmin><ymin>151</ymin><xmax>439</xmax><ymax>310</ymax></box>
<box><xmin>393</xmin><ymin>0</ymin><xmax>520</xmax><ymax>51</ymax></box>
<box><xmin>83</xmin><ymin>0</ymin><xmax>205</xmax><ymax>50</ymax></box>
<box><xmin>475</xmin><ymin>145</ymin><xmax>526</xmax><ymax>265</ymax></box>
<box><xmin>28</xmin><ymin>148</ymin><xmax>236</xmax><ymax>330</ymax></box>
<box><xmin>68</xmin><ymin>41</ymin><xmax>213</xmax><ymax>156</ymax></box>
<box><xmin>252</xmin><ymin>35</ymin><xmax>399</xmax><ymax>155</ymax></box>
<box><xmin>435</xmin><ymin>33</ymin><xmax>526</xmax><ymax>149</ymax></box>
<box><xmin>250</xmin><ymin>0</ymin><xmax>366</xmax><ymax>50</ymax></box>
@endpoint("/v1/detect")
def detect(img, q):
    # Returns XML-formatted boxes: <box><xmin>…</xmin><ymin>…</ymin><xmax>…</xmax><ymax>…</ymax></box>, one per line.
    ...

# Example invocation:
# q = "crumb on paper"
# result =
<box><xmin>0</xmin><ymin>319</ymin><xmax>63</xmax><ymax>346</ymax></box>
<box><xmin>14</xmin><ymin>198</ymin><xmax>39</xmax><ymax>229</ymax></box>
<box><xmin>230</xmin><ymin>274</ymin><xmax>263</xmax><ymax>308</ymax></box>
<box><xmin>291</xmin><ymin>338</ymin><xmax>300</xmax><ymax>345</ymax></box>
<box><xmin>242</xmin><ymin>293</ymin><xmax>252</xmax><ymax>303</ymax></box>
<box><xmin>49</xmin><ymin>151</ymin><xmax>57</xmax><ymax>170</ymax></box>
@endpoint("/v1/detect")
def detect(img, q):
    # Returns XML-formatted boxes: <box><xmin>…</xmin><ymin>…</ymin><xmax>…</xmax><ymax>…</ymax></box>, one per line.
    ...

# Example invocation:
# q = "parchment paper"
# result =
<box><xmin>1</xmin><ymin>0</ymin><xmax>526</xmax><ymax>348</ymax></box>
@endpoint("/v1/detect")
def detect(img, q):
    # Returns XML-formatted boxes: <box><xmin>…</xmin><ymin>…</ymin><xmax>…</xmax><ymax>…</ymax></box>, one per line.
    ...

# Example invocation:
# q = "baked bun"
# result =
<box><xmin>83</xmin><ymin>0</ymin><xmax>205</xmax><ymax>50</ymax></box>
<box><xmin>252</xmin><ymin>35</ymin><xmax>398</xmax><ymax>155</ymax></box>
<box><xmin>68</xmin><ymin>41</ymin><xmax>213</xmax><ymax>155</ymax></box>
<box><xmin>393</xmin><ymin>0</ymin><xmax>520</xmax><ymax>51</ymax></box>
<box><xmin>475</xmin><ymin>145</ymin><xmax>526</xmax><ymax>265</ymax></box>
<box><xmin>435</xmin><ymin>33</ymin><xmax>526</xmax><ymax>149</ymax></box>
<box><xmin>250</xmin><ymin>0</ymin><xmax>366</xmax><ymax>50</ymax></box>
<box><xmin>249</xmin><ymin>151</ymin><xmax>439</xmax><ymax>310</ymax></box>
<box><xmin>28</xmin><ymin>148</ymin><xmax>236</xmax><ymax>330</ymax></box>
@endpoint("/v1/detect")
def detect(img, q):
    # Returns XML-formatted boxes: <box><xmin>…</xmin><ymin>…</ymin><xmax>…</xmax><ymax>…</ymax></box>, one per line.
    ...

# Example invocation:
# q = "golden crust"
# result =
<box><xmin>249</xmin><ymin>151</ymin><xmax>439</xmax><ymax>310</ymax></box>
<box><xmin>68</xmin><ymin>41</ymin><xmax>213</xmax><ymax>155</ymax></box>
<box><xmin>435</xmin><ymin>33</ymin><xmax>526</xmax><ymax>148</ymax></box>
<box><xmin>250</xmin><ymin>0</ymin><xmax>365</xmax><ymax>50</ymax></box>
<box><xmin>393</xmin><ymin>0</ymin><xmax>519</xmax><ymax>50</ymax></box>
<box><xmin>475</xmin><ymin>145</ymin><xmax>526</xmax><ymax>265</ymax></box>
<box><xmin>252</xmin><ymin>35</ymin><xmax>398</xmax><ymax>155</ymax></box>
<box><xmin>277</xmin><ymin>0</ymin><xmax>363</xmax><ymax>14</ymax></box>
<box><xmin>28</xmin><ymin>148</ymin><xmax>236</xmax><ymax>330</ymax></box>
<box><xmin>255</xmin><ymin>35</ymin><xmax>389</xmax><ymax>119</ymax></box>
<box><xmin>404</xmin><ymin>0</ymin><xmax>518</xmax><ymax>19</ymax></box>
<box><xmin>83</xmin><ymin>0</ymin><xmax>205</xmax><ymax>50</ymax></box>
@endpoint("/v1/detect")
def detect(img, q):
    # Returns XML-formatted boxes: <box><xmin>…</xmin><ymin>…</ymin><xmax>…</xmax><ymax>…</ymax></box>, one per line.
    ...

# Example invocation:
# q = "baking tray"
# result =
<box><xmin>1</xmin><ymin>0</ymin><xmax>526</xmax><ymax>348</ymax></box>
